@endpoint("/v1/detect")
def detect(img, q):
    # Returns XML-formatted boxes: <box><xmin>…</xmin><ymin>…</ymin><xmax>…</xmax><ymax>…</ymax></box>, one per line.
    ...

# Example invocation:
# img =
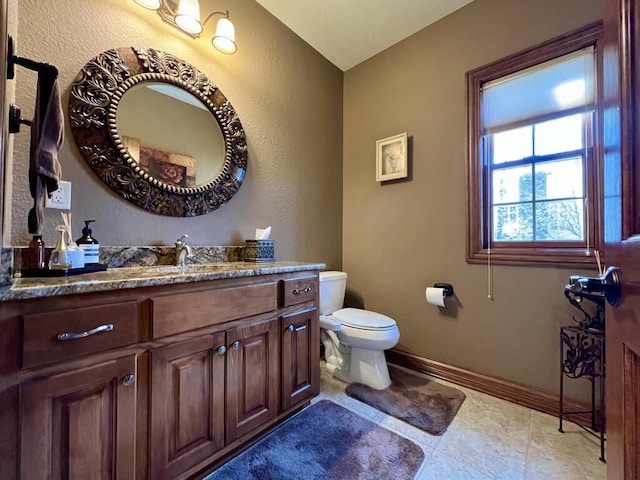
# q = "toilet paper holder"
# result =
<box><xmin>434</xmin><ymin>283</ymin><xmax>454</xmax><ymax>297</ymax></box>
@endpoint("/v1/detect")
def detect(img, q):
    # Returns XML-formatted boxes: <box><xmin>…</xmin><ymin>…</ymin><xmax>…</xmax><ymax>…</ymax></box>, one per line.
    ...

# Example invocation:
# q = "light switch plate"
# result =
<box><xmin>45</xmin><ymin>180</ymin><xmax>72</xmax><ymax>210</ymax></box>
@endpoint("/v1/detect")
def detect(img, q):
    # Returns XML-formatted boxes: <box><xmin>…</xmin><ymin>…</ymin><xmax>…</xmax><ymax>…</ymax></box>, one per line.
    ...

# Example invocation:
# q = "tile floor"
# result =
<box><xmin>315</xmin><ymin>363</ymin><xmax>606</xmax><ymax>480</ymax></box>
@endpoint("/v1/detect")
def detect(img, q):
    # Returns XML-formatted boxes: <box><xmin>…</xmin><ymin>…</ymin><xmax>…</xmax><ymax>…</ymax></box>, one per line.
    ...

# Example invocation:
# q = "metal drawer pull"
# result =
<box><xmin>286</xmin><ymin>324</ymin><xmax>307</xmax><ymax>333</ymax></box>
<box><xmin>231</xmin><ymin>341</ymin><xmax>240</xmax><ymax>350</ymax></box>
<box><xmin>122</xmin><ymin>374</ymin><xmax>135</xmax><ymax>386</ymax></box>
<box><xmin>292</xmin><ymin>286</ymin><xmax>312</xmax><ymax>295</ymax></box>
<box><xmin>57</xmin><ymin>323</ymin><xmax>114</xmax><ymax>341</ymax></box>
<box><xmin>217</xmin><ymin>345</ymin><xmax>227</xmax><ymax>356</ymax></box>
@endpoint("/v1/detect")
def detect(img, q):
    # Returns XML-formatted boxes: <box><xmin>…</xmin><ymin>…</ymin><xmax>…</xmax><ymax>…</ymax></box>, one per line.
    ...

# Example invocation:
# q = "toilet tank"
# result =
<box><xmin>319</xmin><ymin>271</ymin><xmax>348</xmax><ymax>315</ymax></box>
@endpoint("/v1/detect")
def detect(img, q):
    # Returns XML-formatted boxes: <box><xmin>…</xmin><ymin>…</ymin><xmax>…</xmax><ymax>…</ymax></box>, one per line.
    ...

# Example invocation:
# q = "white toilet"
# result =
<box><xmin>319</xmin><ymin>271</ymin><xmax>400</xmax><ymax>390</ymax></box>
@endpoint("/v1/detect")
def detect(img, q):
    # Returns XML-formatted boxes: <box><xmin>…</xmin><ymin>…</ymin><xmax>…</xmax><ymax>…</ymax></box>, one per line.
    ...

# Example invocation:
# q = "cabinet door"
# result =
<box><xmin>281</xmin><ymin>308</ymin><xmax>320</xmax><ymax>410</ymax></box>
<box><xmin>19</xmin><ymin>355</ymin><xmax>137</xmax><ymax>480</ymax></box>
<box><xmin>226</xmin><ymin>318</ymin><xmax>278</xmax><ymax>443</ymax></box>
<box><xmin>149</xmin><ymin>333</ymin><xmax>226</xmax><ymax>480</ymax></box>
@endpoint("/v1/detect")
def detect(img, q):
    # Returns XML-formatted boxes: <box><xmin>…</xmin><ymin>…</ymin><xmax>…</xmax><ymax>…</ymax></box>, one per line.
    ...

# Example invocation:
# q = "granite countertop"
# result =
<box><xmin>0</xmin><ymin>261</ymin><xmax>325</xmax><ymax>301</ymax></box>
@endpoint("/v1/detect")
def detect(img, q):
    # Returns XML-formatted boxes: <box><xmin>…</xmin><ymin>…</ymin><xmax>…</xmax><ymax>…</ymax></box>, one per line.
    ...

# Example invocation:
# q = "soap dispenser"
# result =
<box><xmin>77</xmin><ymin>220</ymin><xmax>100</xmax><ymax>264</ymax></box>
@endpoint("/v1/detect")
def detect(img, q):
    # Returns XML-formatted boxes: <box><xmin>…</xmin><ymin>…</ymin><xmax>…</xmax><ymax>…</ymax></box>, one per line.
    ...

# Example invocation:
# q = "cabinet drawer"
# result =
<box><xmin>22</xmin><ymin>301</ymin><xmax>139</xmax><ymax>368</ymax></box>
<box><xmin>280</xmin><ymin>276</ymin><xmax>318</xmax><ymax>307</ymax></box>
<box><xmin>151</xmin><ymin>282</ymin><xmax>277</xmax><ymax>338</ymax></box>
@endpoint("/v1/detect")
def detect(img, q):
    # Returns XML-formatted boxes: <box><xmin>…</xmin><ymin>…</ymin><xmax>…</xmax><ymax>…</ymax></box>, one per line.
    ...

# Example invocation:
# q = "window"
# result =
<box><xmin>466</xmin><ymin>23</ymin><xmax>603</xmax><ymax>267</ymax></box>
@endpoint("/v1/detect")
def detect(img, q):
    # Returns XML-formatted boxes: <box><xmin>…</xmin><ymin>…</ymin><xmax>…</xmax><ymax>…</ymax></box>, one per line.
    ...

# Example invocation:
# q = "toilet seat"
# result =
<box><xmin>333</xmin><ymin>308</ymin><xmax>396</xmax><ymax>331</ymax></box>
<box><xmin>330</xmin><ymin>308</ymin><xmax>399</xmax><ymax>351</ymax></box>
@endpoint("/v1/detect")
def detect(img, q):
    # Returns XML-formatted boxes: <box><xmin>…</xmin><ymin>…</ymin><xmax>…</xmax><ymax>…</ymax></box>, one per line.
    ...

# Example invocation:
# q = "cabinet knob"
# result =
<box><xmin>231</xmin><ymin>341</ymin><xmax>240</xmax><ymax>350</ymax></box>
<box><xmin>287</xmin><ymin>324</ymin><xmax>294</xmax><ymax>332</ymax></box>
<box><xmin>217</xmin><ymin>345</ymin><xmax>227</xmax><ymax>356</ymax></box>
<box><xmin>122</xmin><ymin>374</ymin><xmax>135</xmax><ymax>386</ymax></box>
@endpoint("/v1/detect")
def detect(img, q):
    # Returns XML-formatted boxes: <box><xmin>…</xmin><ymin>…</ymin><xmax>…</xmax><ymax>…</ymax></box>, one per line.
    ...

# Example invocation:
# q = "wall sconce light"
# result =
<box><xmin>134</xmin><ymin>0</ymin><xmax>237</xmax><ymax>54</ymax></box>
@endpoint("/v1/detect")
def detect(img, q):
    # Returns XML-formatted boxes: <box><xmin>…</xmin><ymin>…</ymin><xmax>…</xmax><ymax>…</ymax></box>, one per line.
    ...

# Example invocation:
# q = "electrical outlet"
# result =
<box><xmin>45</xmin><ymin>180</ymin><xmax>72</xmax><ymax>210</ymax></box>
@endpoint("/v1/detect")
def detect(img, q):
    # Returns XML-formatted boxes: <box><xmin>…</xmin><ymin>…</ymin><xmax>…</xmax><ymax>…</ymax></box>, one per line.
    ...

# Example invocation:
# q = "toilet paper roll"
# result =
<box><xmin>426</xmin><ymin>287</ymin><xmax>446</xmax><ymax>307</ymax></box>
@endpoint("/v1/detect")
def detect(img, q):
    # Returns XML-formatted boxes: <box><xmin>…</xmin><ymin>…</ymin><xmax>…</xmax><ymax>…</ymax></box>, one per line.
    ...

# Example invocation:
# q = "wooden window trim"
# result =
<box><xmin>466</xmin><ymin>21</ymin><xmax>604</xmax><ymax>268</ymax></box>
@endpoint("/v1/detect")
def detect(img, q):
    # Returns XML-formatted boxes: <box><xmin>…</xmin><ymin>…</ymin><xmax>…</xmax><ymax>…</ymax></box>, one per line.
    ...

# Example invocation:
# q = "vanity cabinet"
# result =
<box><xmin>149</xmin><ymin>333</ymin><xmax>226</xmax><ymax>480</ymax></box>
<box><xmin>281</xmin><ymin>308</ymin><xmax>319</xmax><ymax>410</ymax></box>
<box><xmin>0</xmin><ymin>267</ymin><xmax>320</xmax><ymax>480</ymax></box>
<box><xmin>149</xmin><ymin>318</ymin><xmax>279</xmax><ymax>480</ymax></box>
<box><xmin>280</xmin><ymin>274</ymin><xmax>320</xmax><ymax>411</ymax></box>
<box><xmin>226</xmin><ymin>318</ymin><xmax>279</xmax><ymax>442</ymax></box>
<box><xmin>19</xmin><ymin>355</ymin><xmax>137</xmax><ymax>480</ymax></box>
<box><xmin>16</xmin><ymin>301</ymin><xmax>140</xmax><ymax>480</ymax></box>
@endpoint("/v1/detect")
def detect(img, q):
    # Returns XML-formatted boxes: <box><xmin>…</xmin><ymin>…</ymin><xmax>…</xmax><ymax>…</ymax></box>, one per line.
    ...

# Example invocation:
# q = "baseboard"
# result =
<box><xmin>386</xmin><ymin>348</ymin><xmax>594</xmax><ymax>424</ymax></box>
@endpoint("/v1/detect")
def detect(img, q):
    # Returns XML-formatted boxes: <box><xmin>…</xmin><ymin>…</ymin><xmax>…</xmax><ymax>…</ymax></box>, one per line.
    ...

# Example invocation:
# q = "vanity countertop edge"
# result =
<box><xmin>0</xmin><ymin>261</ymin><xmax>326</xmax><ymax>301</ymax></box>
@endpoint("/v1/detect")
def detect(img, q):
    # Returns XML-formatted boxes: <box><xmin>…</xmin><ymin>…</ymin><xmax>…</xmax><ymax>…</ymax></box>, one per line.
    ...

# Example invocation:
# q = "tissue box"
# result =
<box><xmin>243</xmin><ymin>240</ymin><xmax>275</xmax><ymax>262</ymax></box>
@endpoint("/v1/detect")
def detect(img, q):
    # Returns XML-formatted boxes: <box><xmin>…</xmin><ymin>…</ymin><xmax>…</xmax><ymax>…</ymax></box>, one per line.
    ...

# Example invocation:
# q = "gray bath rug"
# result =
<box><xmin>346</xmin><ymin>366</ymin><xmax>466</xmax><ymax>436</ymax></box>
<box><xmin>203</xmin><ymin>399</ymin><xmax>424</xmax><ymax>480</ymax></box>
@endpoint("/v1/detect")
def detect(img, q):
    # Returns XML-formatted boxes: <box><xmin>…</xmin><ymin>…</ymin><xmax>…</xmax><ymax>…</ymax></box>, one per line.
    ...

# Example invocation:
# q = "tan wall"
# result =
<box><xmin>8</xmin><ymin>0</ymin><xmax>343</xmax><ymax>269</ymax></box>
<box><xmin>343</xmin><ymin>0</ymin><xmax>603</xmax><ymax>396</ymax></box>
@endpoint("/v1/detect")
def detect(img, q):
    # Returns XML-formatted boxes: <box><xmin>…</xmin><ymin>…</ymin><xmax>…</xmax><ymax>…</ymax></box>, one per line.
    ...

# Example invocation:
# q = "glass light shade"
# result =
<box><xmin>134</xmin><ymin>0</ymin><xmax>161</xmax><ymax>9</ymax></box>
<box><xmin>212</xmin><ymin>17</ymin><xmax>237</xmax><ymax>54</ymax></box>
<box><xmin>175</xmin><ymin>0</ymin><xmax>203</xmax><ymax>35</ymax></box>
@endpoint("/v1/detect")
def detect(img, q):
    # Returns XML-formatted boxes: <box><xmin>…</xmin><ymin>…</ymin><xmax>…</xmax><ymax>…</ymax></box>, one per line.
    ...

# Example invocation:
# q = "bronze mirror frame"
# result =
<box><xmin>69</xmin><ymin>46</ymin><xmax>247</xmax><ymax>217</ymax></box>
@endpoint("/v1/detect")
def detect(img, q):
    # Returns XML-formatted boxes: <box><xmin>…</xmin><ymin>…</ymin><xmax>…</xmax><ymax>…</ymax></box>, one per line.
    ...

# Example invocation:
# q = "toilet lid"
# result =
<box><xmin>333</xmin><ymin>308</ymin><xmax>396</xmax><ymax>330</ymax></box>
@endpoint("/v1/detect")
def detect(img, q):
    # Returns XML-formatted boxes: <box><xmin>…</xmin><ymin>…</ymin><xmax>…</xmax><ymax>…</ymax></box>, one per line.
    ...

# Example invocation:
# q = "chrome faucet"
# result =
<box><xmin>175</xmin><ymin>234</ymin><xmax>193</xmax><ymax>267</ymax></box>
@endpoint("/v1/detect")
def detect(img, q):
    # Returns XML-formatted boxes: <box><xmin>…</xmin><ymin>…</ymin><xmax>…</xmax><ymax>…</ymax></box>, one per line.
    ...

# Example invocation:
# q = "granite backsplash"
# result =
<box><xmin>1</xmin><ymin>245</ymin><xmax>245</xmax><ymax>283</ymax></box>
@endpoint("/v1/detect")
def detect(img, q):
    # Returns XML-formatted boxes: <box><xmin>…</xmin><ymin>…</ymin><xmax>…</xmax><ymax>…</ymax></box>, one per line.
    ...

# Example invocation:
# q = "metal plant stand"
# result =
<box><xmin>559</xmin><ymin>325</ymin><xmax>605</xmax><ymax>462</ymax></box>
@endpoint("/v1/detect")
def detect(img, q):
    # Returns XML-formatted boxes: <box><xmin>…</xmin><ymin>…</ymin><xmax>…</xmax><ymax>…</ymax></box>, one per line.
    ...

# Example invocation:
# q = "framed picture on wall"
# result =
<box><xmin>376</xmin><ymin>132</ymin><xmax>408</xmax><ymax>182</ymax></box>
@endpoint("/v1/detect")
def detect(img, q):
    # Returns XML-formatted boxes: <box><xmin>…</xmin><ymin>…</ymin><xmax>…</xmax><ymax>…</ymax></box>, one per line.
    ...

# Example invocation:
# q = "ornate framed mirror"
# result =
<box><xmin>69</xmin><ymin>47</ymin><xmax>247</xmax><ymax>216</ymax></box>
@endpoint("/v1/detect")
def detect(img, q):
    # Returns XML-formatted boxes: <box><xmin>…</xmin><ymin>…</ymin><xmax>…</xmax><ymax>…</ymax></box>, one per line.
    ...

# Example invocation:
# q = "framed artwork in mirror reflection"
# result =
<box><xmin>376</xmin><ymin>132</ymin><xmax>408</xmax><ymax>182</ymax></box>
<box><xmin>122</xmin><ymin>135</ymin><xmax>196</xmax><ymax>187</ymax></box>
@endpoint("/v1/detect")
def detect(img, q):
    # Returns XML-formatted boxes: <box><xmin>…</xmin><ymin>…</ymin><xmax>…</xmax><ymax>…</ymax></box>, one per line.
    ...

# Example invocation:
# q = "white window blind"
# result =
<box><xmin>481</xmin><ymin>47</ymin><xmax>595</xmax><ymax>133</ymax></box>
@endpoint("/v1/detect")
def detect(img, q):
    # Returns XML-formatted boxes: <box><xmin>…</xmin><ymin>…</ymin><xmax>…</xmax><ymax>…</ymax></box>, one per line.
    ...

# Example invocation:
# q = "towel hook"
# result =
<box><xmin>6</xmin><ymin>35</ymin><xmax>59</xmax><ymax>136</ymax></box>
<box><xmin>7</xmin><ymin>36</ymin><xmax>58</xmax><ymax>80</ymax></box>
<box><xmin>8</xmin><ymin>104</ymin><xmax>32</xmax><ymax>133</ymax></box>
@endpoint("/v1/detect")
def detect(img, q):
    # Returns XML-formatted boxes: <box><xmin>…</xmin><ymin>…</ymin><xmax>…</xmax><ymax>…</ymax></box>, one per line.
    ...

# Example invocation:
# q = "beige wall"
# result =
<box><xmin>343</xmin><ymin>0</ymin><xmax>602</xmax><ymax>396</ymax></box>
<box><xmin>8</xmin><ymin>0</ymin><xmax>343</xmax><ymax>269</ymax></box>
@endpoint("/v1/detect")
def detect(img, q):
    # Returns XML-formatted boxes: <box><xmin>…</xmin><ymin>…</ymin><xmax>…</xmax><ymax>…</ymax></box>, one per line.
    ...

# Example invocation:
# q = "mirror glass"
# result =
<box><xmin>116</xmin><ymin>82</ymin><xmax>225</xmax><ymax>187</ymax></box>
<box><xmin>68</xmin><ymin>46</ymin><xmax>247</xmax><ymax>217</ymax></box>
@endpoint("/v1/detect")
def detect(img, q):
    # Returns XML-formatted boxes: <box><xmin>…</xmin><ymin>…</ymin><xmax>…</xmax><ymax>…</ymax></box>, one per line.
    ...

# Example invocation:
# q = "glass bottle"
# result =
<box><xmin>27</xmin><ymin>234</ymin><xmax>46</xmax><ymax>269</ymax></box>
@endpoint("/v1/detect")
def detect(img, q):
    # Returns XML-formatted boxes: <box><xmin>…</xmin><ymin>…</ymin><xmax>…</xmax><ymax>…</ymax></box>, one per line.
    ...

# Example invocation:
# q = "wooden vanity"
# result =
<box><xmin>0</xmin><ymin>262</ymin><xmax>322</xmax><ymax>480</ymax></box>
